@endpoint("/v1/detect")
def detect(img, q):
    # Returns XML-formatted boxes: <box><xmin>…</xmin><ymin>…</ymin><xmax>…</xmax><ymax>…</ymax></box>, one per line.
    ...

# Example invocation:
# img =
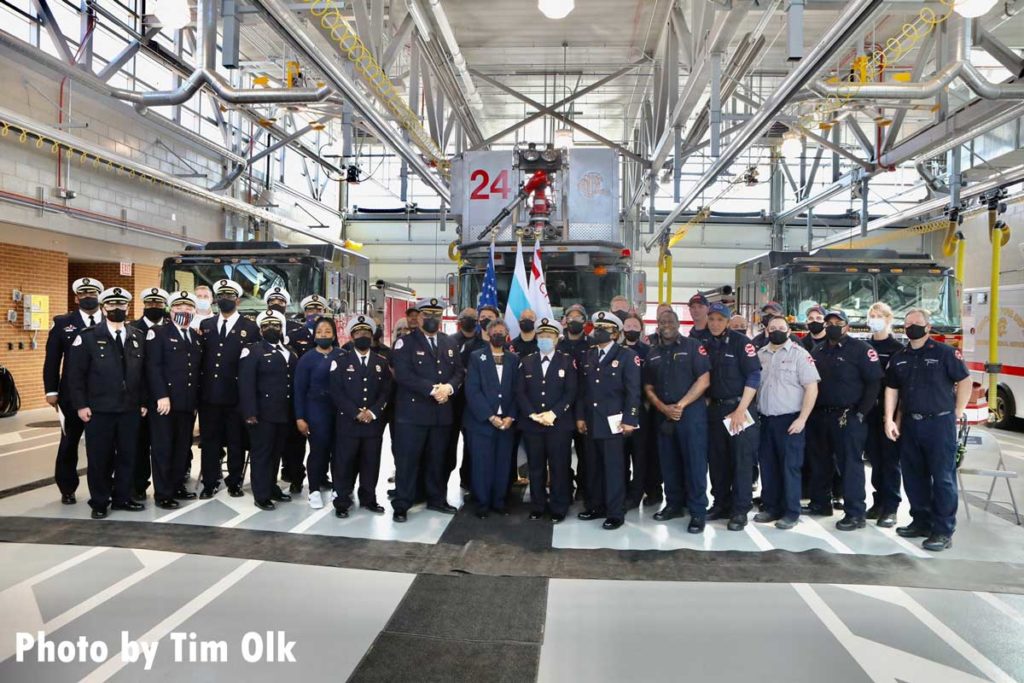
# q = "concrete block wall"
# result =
<box><xmin>0</xmin><ymin>243</ymin><xmax>69</xmax><ymax>410</ymax></box>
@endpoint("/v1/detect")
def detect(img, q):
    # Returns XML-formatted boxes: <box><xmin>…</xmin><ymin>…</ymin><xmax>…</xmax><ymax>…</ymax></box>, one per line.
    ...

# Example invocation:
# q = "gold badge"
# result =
<box><xmin>447</xmin><ymin>349</ymin><xmax>453</xmax><ymax>357</ymax></box>
<box><xmin>611</xmin><ymin>360</ymin><xmax>619</xmax><ymax>368</ymax></box>
<box><xmin>240</xmin><ymin>330</ymin><xmax>247</xmax><ymax>338</ymax></box>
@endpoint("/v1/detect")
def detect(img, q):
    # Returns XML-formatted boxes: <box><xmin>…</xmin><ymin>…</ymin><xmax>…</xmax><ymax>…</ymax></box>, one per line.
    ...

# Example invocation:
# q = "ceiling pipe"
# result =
<box><xmin>808</xmin><ymin>59</ymin><xmax>1024</xmax><ymax>101</ymax></box>
<box><xmin>111</xmin><ymin>68</ymin><xmax>335</xmax><ymax>110</ymax></box>
<box><xmin>645</xmin><ymin>0</ymin><xmax>884</xmax><ymax>250</ymax></box>
<box><xmin>419</xmin><ymin>0</ymin><xmax>483</xmax><ymax>112</ymax></box>
<box><xmin>251</xmin><ymin>0</ymin><xmax>450</xmax><ymax>201</ymax></box>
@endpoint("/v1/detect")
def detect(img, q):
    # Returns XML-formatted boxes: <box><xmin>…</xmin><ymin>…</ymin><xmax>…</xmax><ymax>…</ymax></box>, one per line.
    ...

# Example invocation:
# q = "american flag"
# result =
<box><xmin>478</xmin><ymin>240</ymin><xmax>498</xmax><ymax>309</ymax></box>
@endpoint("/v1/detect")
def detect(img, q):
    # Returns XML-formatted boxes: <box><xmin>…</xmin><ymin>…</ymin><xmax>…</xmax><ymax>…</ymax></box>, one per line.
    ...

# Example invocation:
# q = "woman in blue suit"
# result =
<box><xmin>294</xmin><ymin>316</ymin><xmax>341</xmax><ymax>509</ymax></box>
<box><xmin>464</xmin><ymin>319</ymin><xmax>519</xmax><ymax>518</ymax></box>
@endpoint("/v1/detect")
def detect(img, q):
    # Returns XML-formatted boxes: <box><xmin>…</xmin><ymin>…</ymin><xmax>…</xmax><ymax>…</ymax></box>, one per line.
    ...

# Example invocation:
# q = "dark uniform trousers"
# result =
<box><xmin>865</xmin><ymin>404</ymin><xmax>902</xmax><ymax>513</ymax></box>
<box><xmin>133</xmin><ymin>417</ymin><xmax>152</xmax><ymax>495</ymax></box>
<box><xmin>657</xmin><ymin>405</ymin><xmax>709</xmax><ymax>518</ymax></box>
<box><xmin>199</xmin><ymin>404</ymin><xmax>246</xmax><ymax>489</ymax></box>
<box><xmin>900</xmin><ymin>413</ymin><xmax>958</xmax><ymax>536</ymax></box>
<box><xmin>248</xmin><ymin>421</ymin><xmax>289</xmax><ymax>503</ymax></box>
<box><xmin>585</xmin><ymin>435</ymin><xmax>627</xmax><ymax>519</ymax></box>
<box><xmin>807</xmin><ymin>409</ymin><xmax>868</xmax><ymax>517</ymax></box>
<box><xmin>707</xmin><ymin>400</ymin><xmax>758</xmax><ymax>515</ymax></box>
<box><xmin>524</xmin><ymin>432</ymin><xmax>573</xmax><ymax>516</ymax></box>
<box><xmin>85</xmin><ymin>411</ymin><xmax>141</xmax><ymax>509</ymax></box>
<box><xmin>471</xmin><ymin>428</ymin><xmax>515</xmax><ymax>511</ymax></box>
<box><xmin>44</xmin><ymin>312</ymin><xmax>91</xmax><ymax>496</ymax></box>
<box><xmin>624</xmin><ymin>405</ymin><xmax>654</xmax><ymax>504</ymax></box>
<box><xmin>305</xmin><ymin>398</ymin><xmax>335</xmax><ymax>492</ymax></box>
<box><xmin>55</xmin><ymin>401</ymin><xmax>86</xmax><ymax>495</ymax></box>
<box><xmin>394</xmin><ymin>426</ymin><xmax>450</xmax><ymax>511</ymax></box>
<box><xmin>149</xmin><ymin>411</ymin><xmax>195</xmax><ymax>501</ymax></box>
<box><xmin>334</xmin><ymin>434</ymin><xmax>382</xmax><ymax>508</ymax></box>
<box><xmin>758</xmin><ymin>414</ymin><xmax>805</xmax><ymax>518</ymax></box>
<box><xmin>283</xmin><ymin>322</ymin><xmax>314</xmax><ymax>486</ymax></box>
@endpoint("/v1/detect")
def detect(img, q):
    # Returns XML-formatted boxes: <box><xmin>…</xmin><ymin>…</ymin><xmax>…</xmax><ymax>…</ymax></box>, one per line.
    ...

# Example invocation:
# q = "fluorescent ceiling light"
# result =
<box><xmin>538</xmin><ymin>0</ymin><xmax>575</xmax><ymax>20</ymax></box>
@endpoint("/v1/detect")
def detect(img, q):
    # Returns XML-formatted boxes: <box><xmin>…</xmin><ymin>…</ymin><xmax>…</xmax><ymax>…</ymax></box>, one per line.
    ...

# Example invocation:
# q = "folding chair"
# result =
<box><xmin>956</xmin><ymin>419</ymin><xmax>1021</xmax><ymax>525</ymax></box>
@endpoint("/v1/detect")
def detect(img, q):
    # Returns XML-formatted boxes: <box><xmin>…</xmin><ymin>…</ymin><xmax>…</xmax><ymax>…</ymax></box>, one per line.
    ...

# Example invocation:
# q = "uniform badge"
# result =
<box><xmin>146</xmin><ymin>329</ymin><xmax>156</xmax><ymax>341</ymax></box>
<box><xmin>394</xmin><ymin>338</ymin><xmax>404</xmax><ymax>350</ymax></box>
<box><xmin>745</xmin><ymin>343</ymin><xmax>756</xmax><ymax>358</ymax></box>
<box><xmin>240</xmin><ymin>348</ymin><xmax>249</xmax><ymax>359</ymax></box>
<box><xmin>448</xmin><ymin>349</ymin><xmax>453</xmax><ymax>358</ymax></box>
<box><xmin>240</xmin><ymin>330</ymin><xmax>247</xmax><ymax>338</ymax></box>
<box><xmin>698</xmin><ymin>345</ymin><xmax>708</xmax><ymax>356</ymax></box>
<box><xmin>634</xmin><ymin>355</ymin><xmax>642</xmax><ymax>366</ymax></box>
<box><xmin>416</xmin><ymin>350</ymin><xmax>426</xmax><ymax>356</ymax></box>
<box><xmin>330</xmin><ymin>360</ymin><xmax>337</xmax><ymax>372</ymax></box>
<box><xmin>558</xmin><ymin>368</ymin><xmax>565</xmax><ymax>378</ymax></box>
<box><xmin>132</xmin><ymin>340</ymin><xmax>139</xmax><ymax>348</ymax></box>
<box><xmin>611</xmin><ymin>360</ymin><xmax>619</xmax><ymax>368</ymax></box>
<box><xmin>375</xmin><ymin>364</ymin><xmax>381</xmax><ymax>372</ymax></box>
<box><xmin>866</xmin><ymin>348</ymin><xmax>879</xmax><ymax>362</ymax></box>
<box><xmin>64</xmin><ymin>325</ymin><xmax>77</xmax><ymax>332</ymax></box>
<box><xmin>347</xmin><ymin>365</ymin><xmax>356</xmax><ymax>372</ymax></box>
<box><xmin>480</xmin><ymin>353</ymin><xmax>487</xmax><ymax>362</ymax></box>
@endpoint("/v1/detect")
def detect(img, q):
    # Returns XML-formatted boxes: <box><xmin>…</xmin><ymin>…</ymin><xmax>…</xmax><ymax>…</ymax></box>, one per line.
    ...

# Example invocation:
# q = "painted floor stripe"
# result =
<box><xmin>152</xmin><ymin>498</ymin><xmax>213</xmax><ymax>524</ymax></box>
<box><xmin>0</xmin><ymin>430</ymin><xmax>57</xmax><ymax>448</ymax></box>
<box><xmin>973</xmin><ymin>591</ymin><xmax>1024</xmax><ymax>625</ymax></box>
<box><xmin>0</xmin><ymin>439</ymin><xmax>61</xmax><ymax>458</ymax></box>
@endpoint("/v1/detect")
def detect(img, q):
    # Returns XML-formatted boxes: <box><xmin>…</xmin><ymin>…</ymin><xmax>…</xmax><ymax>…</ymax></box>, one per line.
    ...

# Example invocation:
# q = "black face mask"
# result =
<box><xmin>807</xmin><ymin>321</ymin><xmax>825</xmax><ymax>336</ymax></box>
<box><xmin>422</xmin><ymin>317</ymin><xmax>440</xmax><ymax>334</ymax></box>
<box><xmin>79</xmin><ymin>296</ymin><xmax>99</xmax><ymax>311</ymax></box>
<box><xmin>825</xmin><ymin>325</ymin><xmax>845</xmax><ymax>342</ymax></box>
<box><xmin>459</xmin><ymin>317</ymin><xmax>477</xmax><ymax>333</ymax></box>
<box><xmin>768</xmin><ymin>330</ymin><xmax>788</xmax><ymax>345</ymax></box>
<box><xmin>353</xmin><ymin>336</ymin><xmax>373</xmax><ymax>351</ymax></box>
<box><xmin>217</xmin><ymin>297</ymin><xmax>237</xmax><ymax>313</ymax></box>
<box><xmin>268</xmin><ymin>303</ymin><xmax>287</xmax><ymax>314</ymax></box>
<box><xmin>518</xmin><ymin>319</ymin><xmax>535</xmax><ymax>333</ymax></box>
<box><xmin>489</xmin><ymin>332</ymin><xmax>506</xmax><ymax>347</ymax></box>
<box><xmin>106</xmin><ymin>308</ymin><xmax>127</xmax><ymax>323</ymax></box>
<box><xmin>262</xmin><ymin>328</ymin><xmax>282</xmax><ymax>344</ymax></box>
<box><xmin>905</xmin><ymin>324</ymin><xmax>928</xmax><ymax>340</ymax></box>
<box><xmin>315</xmin><ymin>338</ymin><xmax>334</xmax><ymax>349</ymax></box>
<box><xmin>612</xmin><ymin>310</ymin><xmax>628</xmax><ymax>322</ymax></box>
<box><xmin>143</xmin><ymin>308</ymin><xmax>165</xmax><ymax>322</ymax></box>
<box><xmin>567</xmin><ymin>320</ymin><xmax>585</xmax><ymax>335</ymax></box>
<box><xmin>479</xmin><ymin>318</ymin><xmax>492</xmax><ymax>331</ymax></box>
<box><xmin>591</xmin><ymin>328</ymin><xmax>612</xmax><ymax>345</ymax></box>
<box><xmin>624</xmin><ymin>330</ymin><xmax>641</xmax><ymax>343</ymax></box>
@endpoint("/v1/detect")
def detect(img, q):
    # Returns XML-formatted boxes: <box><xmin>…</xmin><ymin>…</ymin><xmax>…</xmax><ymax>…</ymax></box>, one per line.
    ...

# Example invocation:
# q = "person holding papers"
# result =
<box><xmin>643</xmin><ymin>308</ymin><xmax>711</xmax><ymax>533</ymax></box>
<box><xmin>575</xmin><ymin>312</ymin><xmax>641</xmax><ymax>530</ymax></box>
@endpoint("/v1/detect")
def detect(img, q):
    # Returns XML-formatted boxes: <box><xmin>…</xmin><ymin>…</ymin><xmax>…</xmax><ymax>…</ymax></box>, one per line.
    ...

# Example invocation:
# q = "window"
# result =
<box><xmin>785</xmin><ymin>272</ymin><xmax>875</xmax><ymax>323</ymax></box>
<box><xmin>164</xmin><ymin>261</ymin><xmax>322</xmax><ymax>316</ymax></box>
<box><xmin>876</xmin><ymin>273</ymin><xmax>959</xmax><ymax>328</ymax></box>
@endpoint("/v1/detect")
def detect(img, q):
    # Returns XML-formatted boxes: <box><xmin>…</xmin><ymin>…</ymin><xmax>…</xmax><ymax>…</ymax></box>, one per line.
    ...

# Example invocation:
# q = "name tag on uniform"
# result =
<box><xmin>170</xmin><ymin>337</ymin><xmax>179</xmax><ymax>343</ymax></box>
<box><xmin>97</xmin><ymin>340</ymin><xmax>107</xmax><ymax>346</ymax></box>
<box><xmin>416</xmin><ymin>350</ymin><xmax>426</xmax><ymax>356</ymax></box>
<box><xmin>558</xmin><ymin>369</ymin><xmax>565</xmax><ymax>378</ymax></box>
<box><xmin>346</xmin><ymin>366</ymin><xmax>355</xmax><ymax>372</ymax></box>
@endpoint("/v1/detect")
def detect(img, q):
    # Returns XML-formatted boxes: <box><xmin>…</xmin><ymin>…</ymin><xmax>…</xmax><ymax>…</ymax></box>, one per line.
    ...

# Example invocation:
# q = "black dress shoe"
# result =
<box><xmin>174</xmin><ymin>488</ymin><xmax>197</xmax><ymax>500</ymax></box>
<box><xmin>360</xmin><ymin>502</ymin><xmax>386</xmax><ymax>514</ymax></box>
<box><xmin>754</xmin><ymin>511</ymin><xmax>781</xmax><ymax>524</ymax></box>
<box><xmin>112</xmin><ymin>501</ymin><xmax>145</xmax><ymax>512</ymax></box>
<box><xmin>653</xmin><ymin>507</ymin><xmax>683</xmax><ymax>522</ymax></box>
<box><xmin>528</xmin><ymin>510</ymin><xmax>545</xmax><ymax>521</ymax></box>
<box><xmin>334</xmin><ymin>508</ymin><xmax>349</xmax><ymax>518</ymax></box>
<box><xmin>876</xmin><ymin>512</ymin><xmax>897</xmax><ymax>528</ymax></box>
<box><xmin>687</xmin><ymin>518</ymin><xmax>706</xmax><ymax>534</ymax></box>
<box><xmin>775</xmin><ymin>515</ymin><xmax>799</xmax><ymax>530</ymax></box>
<box><xmin>896</xmin><ymin>523</ymin><xmax>931</xmax><ymax>538</ymax></box>
<box><xmin>156</xmin><ymin>498</ymin><xmax>180</xmax><ymax>510</ymax></box>
<box><xmin>60</xmin><ymin>493</ymin><xmax>76</xmax><ymax>505</ymax></box>
<box><xmin>727</xmin><ymin>514</ymin><xmax>747</xmax><ymax>531</ymax></box>
<box><xmin>271</xmin><ymin>489</ymin><xmax>292</xmax><ymax>502</ymax></box>
<box><xmin>91</xmin><ymin>508</ymin><xmax>108</xmax><ymax>519</ymax></box>
<box><xmin>199</xmin><ymin>486</ymin><xmax>218</xmax><ymax>499</ymax></box>
<box><xmin>228</xmin><ymin>485</ymin><xmax>244</xmax><ymax>498</ymax></box>
<box><xmin>427</xmin><ymin>503</ymin><xmax>458</xmax><ymax>514</ymax></box>
<box><xmin>865</xmin><ymin>504</ymin><xmax>881</xmax><ymax>520</ymax></box>
<box><xmin>801</xmin><ymin>504</ymin><xmax>834</xmax><ymax>517</ymax></box>
<box><xmin>393</xmin><ymin>511</ymin><xmax>407</xmax><ymax>523</ymax></box>
<box><xmin>835</xmin><ymin>516</ymin><xmax>866</xmax><ymax>531</ymax></box>
<box><xmin>706</xmin><ymin>506</ymin><xmax>728</xmax><ymax>521</ymax></box>
<box><xmin>832</xmin><ymin>497</ymin><xmax>845</xmax><ymax>511</ymax></box>
<box><xmin>550</xmin><ymin>513</ymin><xmax>565</xmax><ymax>524</ymax></box>
<box><xmin>577</xmin><ymin>509</ymin><xmax>605</xmax><ymax>521</ymax></box>
<box><xmin>643</xmin><ymin>494</ymin><xmax>663</xmax><ymax>507</ymax></box>
<box><xmin>602</xmin><ymin>518</ymin><xmax>624</xmax><ymax>530</ymax></box>
<box><xmin>254</xmin><ymin>500</ymin><xmax>276</xmax><ymax>511</ymax></box>
<box><xmin>923</xmin><ymin>534</ymin><xmax>952</xmax><ymax>551</ymax></box>
<box><xmin>131</xmin><ymin>491</ymin><xmax>147</xmax><ymax>502</ymax></box>
<box><xmin>289</xmin><ymin>482</ymin><xmax>303</xmax><ymax>495</ymax></box>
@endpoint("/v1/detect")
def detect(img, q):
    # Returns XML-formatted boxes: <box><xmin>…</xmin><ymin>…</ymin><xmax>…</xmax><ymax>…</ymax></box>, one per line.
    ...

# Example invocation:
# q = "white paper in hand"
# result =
<box><xmin>607</xmin><ymin>413</ymin><xmax>623</xmax><ymax>434</ymax></box>
<box><xmin>723</xmin><ymin>410</ymin><xmax>755</xmax><ymax>436</ymax></box>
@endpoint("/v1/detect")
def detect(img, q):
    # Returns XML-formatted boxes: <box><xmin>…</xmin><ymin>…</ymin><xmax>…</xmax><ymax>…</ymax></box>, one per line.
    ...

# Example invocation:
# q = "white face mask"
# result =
<box><xmin>867</xmin><ymin>317</ymin><xmax>887</xmax><ymax>333</ymax></box>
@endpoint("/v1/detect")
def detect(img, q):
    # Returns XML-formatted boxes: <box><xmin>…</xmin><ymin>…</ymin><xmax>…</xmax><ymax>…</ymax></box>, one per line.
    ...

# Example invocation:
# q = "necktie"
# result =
<box><xmin>88</xmin><ymin>314</ymin><xmax>96</xmax><ymax>327</ymax></box>
<box><xmin>361</xmin><ymin>354</ymin><xmax>367</xmax><ymax>368</ymax></box>
<box><xmin>541</xmin><ymin>357</ymin><xmax>550</xmax><ymax>365</ymax></box>
<box><xmin>429</xmin><ymin>336</ymin><xmax>437</xmax><ymax>355</ymax></box>
<box><xmin>183</xmin><ymin>328</ymin><xmax>191</xmax><ymax>345</ymax></box>
<box><xmin>114</xmin><ymin>329</ymin><xmax>126</xmax><ymax>373</ymax></box>
<box><xmin>599</xmin><ymin>349</ymin><xmax>606</xmax><ymax>363</ymax></box>
<box><xmin>220</xmin><ymin>319</ymin><xmax>227</xmax><ymax>339</ymax></box>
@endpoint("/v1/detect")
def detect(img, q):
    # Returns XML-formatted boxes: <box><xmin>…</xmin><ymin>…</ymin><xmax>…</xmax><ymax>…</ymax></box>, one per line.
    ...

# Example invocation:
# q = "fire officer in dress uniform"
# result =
<box><xmin>806</xmin><ymin>309</ymin><xmax>883</xmax><ymax>531</ymax></box>
<box><xmin>703</xmin><ymin>303</ymin><xmax>761</xmax><ymax>531</ymax></box>
<box><xmin>239</xmin><ymin>310</ymin><xmax>297</xmax><ymax>510</ymax></box>
<box><xmin>44</xmin><ymin>276</ymin><xmax>104</xmax><ymax>504</ymax></box>
<box><xmin>390</xmin><ymin>297</ymin><xmax>466</xmax><ymax>522</ymax></box>
<box><xmin>448</xmin><ymin>307</ymin><xmax>485</xmax><ymax>491</ymax></box>
<box><xmin>575</xmin><ymin>311</ymin><xmax>641</xmax><ymax>530</ymax></box>
<box><xmin>558</xmin><ymin>303</ymin><xmax>591</xmax><ymax>499</ymax></box>
<box><xmin>644</xmin><ymin>307</ymin><xmax>711</xmax><ymax>533</ymax></box>
<box><xmin>67</xmin><ymin>287</ymin><xmax>148</xmax><ymax>519</ymax></box>
<box><xmin>129</xmin><ymin>287</ymin><xmax>169</xmax><ymax>501</ymax></box>
<box><xmin>884</xmin><ymin>308</ymin><xmax>972</xmax><ymax>552</ymax></box>
<box><xmin>620</xmin><ymin>314</ymin><xmax>657</xmax><ymax>509</ymax></box>
<box><xmin>517</xmin><ymin>318</ymin><xmax>576</xmax><ymax>523</ymax></box>
<box><xmin>329</xmin><ymin>315</ymin><xmax>391</xmax><ymax>518</ymax></box>
<box><xmin>145</xmin><ymin>291</ymin><xmax>201</xmax><ymax>509</ymax></box>
<box><xmin>197</xmin><ymin>279</ymin><xmax>259</xmax><ymax>498</ymax></box>
<box><xmin>464</xmin><ymin>319</ymin><xmax>520</xmax><ymax>517</ymax></box>
<box><xmin>865</xmin><ymin>302</ymin><xmax>904</xmax><ymax>528</ymax></box>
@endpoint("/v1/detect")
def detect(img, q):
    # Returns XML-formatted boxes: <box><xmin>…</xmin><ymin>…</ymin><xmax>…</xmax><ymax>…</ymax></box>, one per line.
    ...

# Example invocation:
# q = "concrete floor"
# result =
<box><xmin>1</xmin><ymin>407</ymin><xmax>1023</xmax><ymax>681</ymax></box>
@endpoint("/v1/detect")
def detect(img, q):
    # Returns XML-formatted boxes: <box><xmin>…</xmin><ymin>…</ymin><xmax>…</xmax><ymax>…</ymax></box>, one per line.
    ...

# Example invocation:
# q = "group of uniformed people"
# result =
<box><xmin>44</xmin><ymin>276</ymin><xmax>971</xmax><ymax>551</ymax></box>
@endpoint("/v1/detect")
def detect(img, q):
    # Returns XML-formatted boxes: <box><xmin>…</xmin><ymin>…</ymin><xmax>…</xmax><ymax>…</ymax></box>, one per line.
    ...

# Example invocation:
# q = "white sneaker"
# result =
<box><xmin>308</xmin><ymin>490</ymin><xmax>324</xmax><ymax>509</ymax></box>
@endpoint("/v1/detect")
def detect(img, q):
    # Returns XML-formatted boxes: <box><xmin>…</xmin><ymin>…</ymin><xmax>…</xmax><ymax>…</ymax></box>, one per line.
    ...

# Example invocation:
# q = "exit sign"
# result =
<box><xmin>119</xmin><ymin>262</ymin><xmax>133</xmax><ymax>276</ymax></box>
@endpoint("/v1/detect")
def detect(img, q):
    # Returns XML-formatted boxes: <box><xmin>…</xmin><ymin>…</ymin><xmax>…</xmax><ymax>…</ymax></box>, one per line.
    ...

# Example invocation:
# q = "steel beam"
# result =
<box><xmin>882</xmin><ymin>30</ymin><xmax>936</xmax><ymax>153</ymax></box>
<box><xmin>381</xmin><ymin>14</ymin><xmax>414</xmax><ymax>71</ymax></box>
<box><xmin>31</xmin><ymin>0</ymin><xmax>75</xmax><ymax>64</ymax></box>
<box><xmin>844</xmin><ymin>117</ymin><xmax>874</xmax><ymax>159</ymax></box>
<box><xmin>792</xmin><ymin>124</ymin><xmax>874</xmax><ymax>171</ymax></box>
<box><xmin>96</xmin><ymin>26</ymin><xmax>161</xmax><ymax>81</ymax></box>
<box><xmin>974</xmin><ymin>25</ymin><xmax>1024</xmax><ymax>77</ymax></box>
<box><xmin>775</xmin><ymin>171</ymin><xmax>857</xmax><ymax>224</ymax></box>
<box><xmin>779</xmin><ymin>158</ymin><xmax>800</xmax><ymax>196</ymax></box>
<box><xmin>710</xmin><ymin>52</ymin><xmax>722</xmax><ymax>158</ymax></box>
<box><xmin>78</xmin><ymin>0</ymin><xmax>93</xmax><ymax>70</ymax></box>
<box><xmin>351</xmin><ymin>0</ymin><xmax>374</xmax><ymax>58</ymax></box>
<box><xmin>370</xmin><ymin>0</ymin><xmax>385</xmax><ymax>62</ymax></box>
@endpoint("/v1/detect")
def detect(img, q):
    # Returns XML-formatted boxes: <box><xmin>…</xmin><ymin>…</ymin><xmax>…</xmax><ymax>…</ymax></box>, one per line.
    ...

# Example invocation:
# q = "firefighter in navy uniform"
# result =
<box><xmin>448</xmin><ymin>307</ymin><xmax>486</xmax><ymax>491</ymax></box>
<box><xmin>620</xmin><ymin>314</ymin><xmax>657</xmax><ymax>509</ymax></box>
<box><xmin>751</xmin><ymin>302</ymin><xmax>800</xmax><ymax>349</ymax></box>
<box><xmin>197</xmin><ymin>279</ymin><xmax>259</xmax><ymax>498</ymax></box>
<box><xmin>517</xmin><ymin>319</ymin><xmax>577</xmax><ymax>523</ymax></box>
<box><xmin>884</xmin><ymin>309</ymin><xmax>972</xmax><ymax>552</ymax></box>
<box><xmin>806</xmin><ymin>310</ymin><xmax>883</xmax><ymax>531</ymax></box>
<box><xmin>239</xmin><ymin>310</ymin><xmax>297</xmax><ymax>510</ymax></box>
<box><xmin>390</xmin><ymin>297</ymin><xmax>466</xmax><ymax>522</ymax></box>
<box><xmin>129</xmin><ymin>287</ymin><xmax>169</xmax><ymax>501</ymax></box>
<box><xmin>703</xmin><ymin>303</ymin><xmax>761</xmax><ymax>530</ymax></box>
<box><xmin>558</xmin><ymin>303</ymin><xmax>590</xmax><ymax>499</ymax></box>
<box><xmin>67</xmin><ymin>287</ymin><xmax>148</xmax><ymax>519</ymax></box>
<box><xmin>510</xmin><ymin>309</ymin><xmax>539</xmax><ymax>358</ymax></box>
<box><xmin>864</xmin><ymin>302</ymin><xmax>905</xmax><ymax>527</ymax></box>
<box><xmin>329</xmin><ymin>316</ymin><xmax>391</xmax><ymax>518</ymax></box>
<box><xmin>644</xmin><ymin>307</ymin><xmax>711</xmax><ymax>533</ymax></box>
<box><xmin>687</xmin><ymin>292</ymin><xmax>713</xmax><ymax>344</ymax></box>
<box><xmin>575</xmin><ymin>311</ymin><xmax>641</xmax><ymax>530</ymax></box>
<box><xmin>43</xmin><ymin>276</ymin><xmax>104</xmax><ymax>504</ymax></box>
<box><xmin>145</xmin><ymin>291</ymin><xmax>201</xmax><ymax>509</ymax></box>
<box><xmin>801</xmin><ymin>305</ymin><xmax>828</xmax><ymax>352</ymax></box>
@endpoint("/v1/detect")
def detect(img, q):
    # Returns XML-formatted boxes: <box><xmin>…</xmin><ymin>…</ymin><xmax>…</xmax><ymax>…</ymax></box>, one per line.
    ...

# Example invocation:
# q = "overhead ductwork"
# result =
<box><xmin>111</xmin><ymin>68</ymin><xmax>335</xmax><ymax>111</ymax></box>
<box><xmin>419</xmin><ymin>0</ymin><xmax>484</xmax><ymax>112</ymax></box>
<box><xmin>808</xmin><ymin>59</ymin><xmax>1024</xmax><ymax>101</ymax></box>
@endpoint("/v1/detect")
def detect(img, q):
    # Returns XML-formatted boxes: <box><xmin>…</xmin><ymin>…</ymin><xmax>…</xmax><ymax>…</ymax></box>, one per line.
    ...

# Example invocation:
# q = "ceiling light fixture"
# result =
<box><xmin>554</xmin><ymin>127</ymin><xmax>574</xmax><ymax>149</ymax></box>
<box><xmin>780</xmin><ymin>131</ymin><xmax>803</xmax><ymax>159</ymax></box>
<box><xmin>952</xmin><ymin>0</ymin><xmax>999</xmax><ymax>17</ymax></box>
<box><xmin>153</xmin><ymin>0</ymin><xmax>191</xmax><ymax>30</ymax></box>
<box><xmin>538</xmin><ymin>0</ymin><xmax>575</xmax><ymax>20</ymax></box>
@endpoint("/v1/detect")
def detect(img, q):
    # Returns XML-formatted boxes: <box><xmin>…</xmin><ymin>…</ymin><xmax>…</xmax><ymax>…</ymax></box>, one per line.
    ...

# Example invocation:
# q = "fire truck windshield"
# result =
<box><xmin>786</xmin><ymin>270</ymin><xmax>959</xmax><ymax>328</ymax></box>
<box><xmin>163</xmin><ymin>261</ymin><xmax>322</xmax><ymax>315</ymax></box>
<box><xmin>461</xmin><ymin>268</ymin><xmax>627</xmax><ymax>318</ymax></box>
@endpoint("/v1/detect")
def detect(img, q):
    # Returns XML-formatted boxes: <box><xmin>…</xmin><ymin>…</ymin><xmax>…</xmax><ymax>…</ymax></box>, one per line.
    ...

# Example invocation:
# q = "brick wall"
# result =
<box><xmin>65</xmin><ymin>262</ymin><xmax>167</xmax><ymax>317</ymax></box>
<box><xmin>0</xmin><ymin>243</ymin><xmax>69</xmax><ymax>410</ymax></box>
